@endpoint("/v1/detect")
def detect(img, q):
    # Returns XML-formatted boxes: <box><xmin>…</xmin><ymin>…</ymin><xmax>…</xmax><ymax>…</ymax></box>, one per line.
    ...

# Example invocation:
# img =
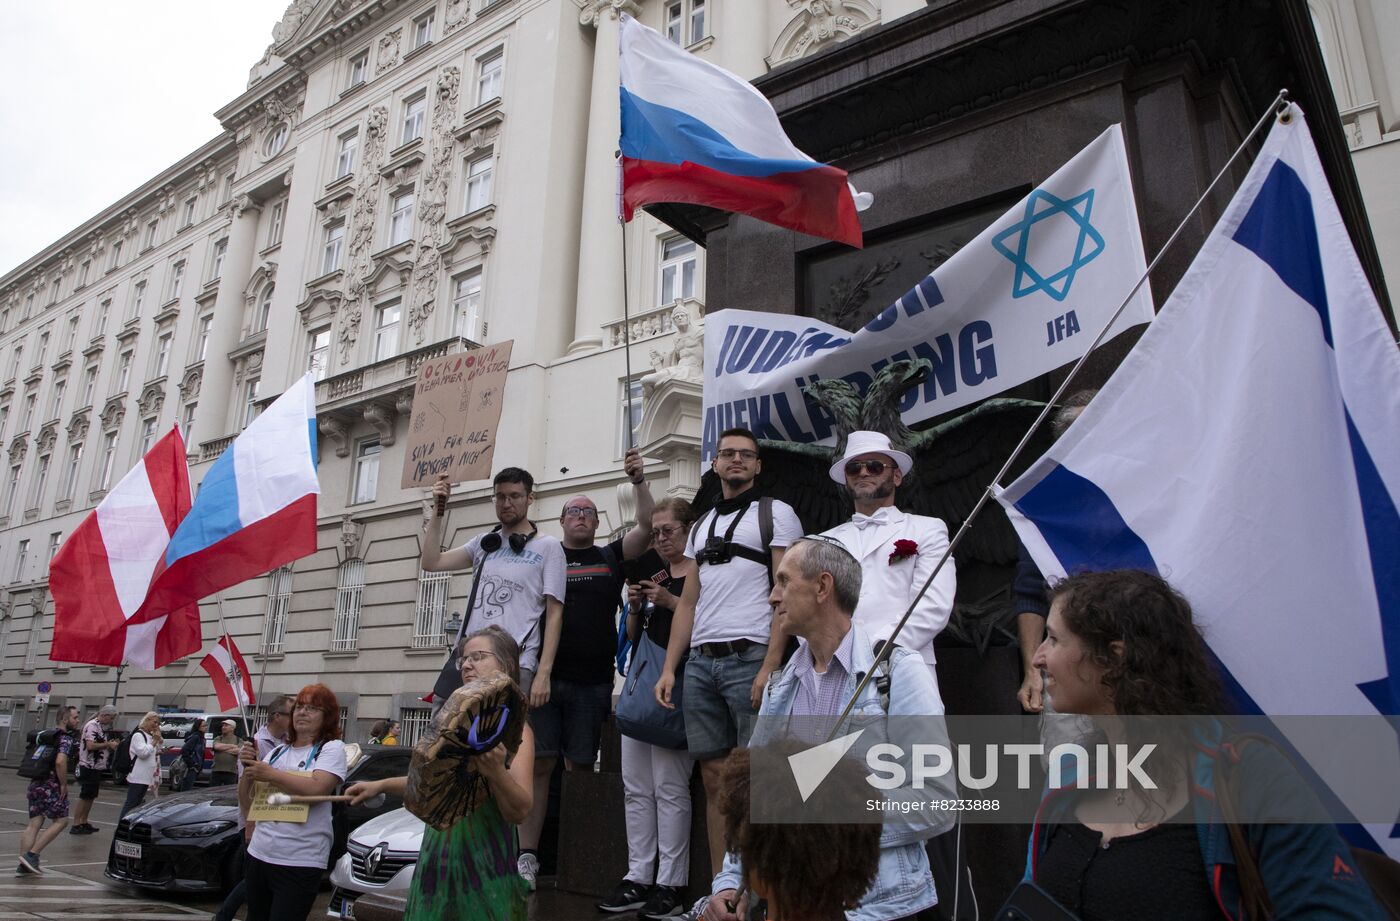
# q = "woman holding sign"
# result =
<box><xmin>238</xmin><ymin>683</ymin><xmax>347</xmax><ymax>921</ymax></box>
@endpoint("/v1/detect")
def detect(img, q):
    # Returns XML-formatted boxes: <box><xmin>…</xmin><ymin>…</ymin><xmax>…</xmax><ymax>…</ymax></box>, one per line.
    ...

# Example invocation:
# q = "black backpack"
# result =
<box><xmin>16</xmin><ymin>728</ymin><xmax>64</xmax><ymax>780</ymax></box>
<box><xmin>111</xmin><ymin>729</ymin><xmax>141</xmax><ymax>783</ymax></box>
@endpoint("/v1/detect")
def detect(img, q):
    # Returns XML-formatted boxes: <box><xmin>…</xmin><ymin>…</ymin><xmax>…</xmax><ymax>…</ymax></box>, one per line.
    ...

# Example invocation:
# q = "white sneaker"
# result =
<box><xmin>677</xmin><ymin>896</ymin><xmax>710</xmax><ymax>921</ymax></box>
<box><xmin>517</xmin><ymin>852</ymin><xmax>540</xmax><ymax>892</ymax></box>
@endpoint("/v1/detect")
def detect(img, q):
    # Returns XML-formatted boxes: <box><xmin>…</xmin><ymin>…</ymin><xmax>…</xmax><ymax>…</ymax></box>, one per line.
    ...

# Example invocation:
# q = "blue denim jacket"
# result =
<box><xmin>712</xmin><ymin>623</ymin><xmax>953</xmax><ymax>921</ymax></box>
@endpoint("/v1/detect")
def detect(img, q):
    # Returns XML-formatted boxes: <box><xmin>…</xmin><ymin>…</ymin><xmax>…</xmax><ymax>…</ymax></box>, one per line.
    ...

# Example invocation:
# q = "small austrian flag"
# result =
<box><xmin>200</xmin><ymin>635</ymin><xmax>256</xmax><ymax>711</ymax></box>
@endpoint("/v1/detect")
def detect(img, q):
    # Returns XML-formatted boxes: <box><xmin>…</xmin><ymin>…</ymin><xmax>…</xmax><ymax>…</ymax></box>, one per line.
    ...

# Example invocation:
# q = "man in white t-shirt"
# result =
<box><xmin>654</xmin><ymin>427</ymin><xmax>802</xmax><ymax>873</ymax></box>
<box><xmin>422</xmin><ymin>466</ymin><xmax>566</xmax><ymax>704</ymax></box>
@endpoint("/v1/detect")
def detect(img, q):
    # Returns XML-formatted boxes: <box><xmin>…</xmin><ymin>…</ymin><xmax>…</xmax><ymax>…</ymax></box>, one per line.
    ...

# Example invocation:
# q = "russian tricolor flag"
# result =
<box><xmin>619</xmin><ymin>15</ymin><xmax>865</xmax><ymax>248</ymax></box>
<box><xmin>139</xmin><ymin>373</ymin><xmax>320</xmax><ymax>619</ymax></box>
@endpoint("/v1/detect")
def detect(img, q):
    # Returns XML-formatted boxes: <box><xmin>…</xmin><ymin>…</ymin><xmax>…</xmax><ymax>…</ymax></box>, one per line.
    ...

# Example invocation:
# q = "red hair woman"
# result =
<box><xmin>238</xmin><ymin>684</ymin><xmax>348</xmax><ymax>921</ymax></box>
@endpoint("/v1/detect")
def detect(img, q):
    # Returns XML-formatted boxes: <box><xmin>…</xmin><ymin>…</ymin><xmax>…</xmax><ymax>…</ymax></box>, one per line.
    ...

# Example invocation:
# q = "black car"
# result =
<box><xmin>105</xmin><ymin>744</ymin><xmax>412</xmax><ymax>894</ymax></box>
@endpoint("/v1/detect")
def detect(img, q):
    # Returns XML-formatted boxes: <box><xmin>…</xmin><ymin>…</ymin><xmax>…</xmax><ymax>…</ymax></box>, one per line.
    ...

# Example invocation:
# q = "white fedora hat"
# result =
<box><xmin>828</xmin><ymin>431</ymin><xmax>913</xmax><ymax>484</ymax></box>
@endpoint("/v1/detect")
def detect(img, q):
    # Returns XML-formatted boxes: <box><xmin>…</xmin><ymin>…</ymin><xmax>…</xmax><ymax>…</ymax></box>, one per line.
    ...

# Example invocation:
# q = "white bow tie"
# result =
<box><xmin>851</xmin><ymin>511</ymin><xmax>890</xmax><ymax>530</ymax></box>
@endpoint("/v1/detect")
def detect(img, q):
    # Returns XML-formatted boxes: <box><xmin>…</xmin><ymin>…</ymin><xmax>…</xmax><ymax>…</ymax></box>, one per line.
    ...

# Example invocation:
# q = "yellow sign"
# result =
<box><xmin>246</xmin><ymin>770</ymin><xmax>312</xmax><ymax>824</ymax></box>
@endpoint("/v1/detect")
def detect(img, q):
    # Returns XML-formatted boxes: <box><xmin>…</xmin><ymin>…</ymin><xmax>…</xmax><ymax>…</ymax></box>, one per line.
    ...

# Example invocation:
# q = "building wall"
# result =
<box><xmin>0</xmin><ymin>0</ymin><xmax>923</xmax><ymax>748</ymax></box>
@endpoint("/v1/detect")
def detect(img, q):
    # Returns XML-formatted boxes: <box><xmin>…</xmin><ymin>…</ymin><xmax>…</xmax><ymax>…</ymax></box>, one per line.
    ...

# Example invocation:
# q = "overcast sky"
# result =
<box><xmin>0</xmin><ymin>1</ymin><xmax>291</xmax><ymax>279</ymax></box>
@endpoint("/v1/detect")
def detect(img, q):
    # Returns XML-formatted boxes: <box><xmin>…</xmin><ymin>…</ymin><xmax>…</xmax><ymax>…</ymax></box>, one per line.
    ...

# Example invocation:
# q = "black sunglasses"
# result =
<box><xmin>844</xmin><ymin>459</ymin><xmax>891</xmax><ymax>476</ymax></box>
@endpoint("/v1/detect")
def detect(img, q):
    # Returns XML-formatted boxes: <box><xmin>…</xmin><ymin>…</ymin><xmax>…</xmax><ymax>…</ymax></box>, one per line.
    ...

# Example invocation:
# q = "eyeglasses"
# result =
<box><xmin>494</xmin><ymin>492</ymin><xmax>528</xmax><ymax>504</ymax></box>
<box><xmin>293</xmin><ymin>703</ymin><xmax>325</xmax><ymax>714</ymax></box>
<box><xmin>716</xmin><ymin>448</ymin><xmax>758</xmax><ymax>461</ymax></box>
<box><xmin>563</xmin><ymin>506</ymin><xmax>598</xmax><ymax>520</ymax></box>
<box><xmin>653</xmin><ymin>524</ymin><xmax>685</xmax><ymax>539</ymax></box>
<box><xmin>844</xmin><ymin>459</ymin><xmax>891</xmax><ymax>476</ymax></box>
<box><xmin>456</xmin><ymin>651</ymin><xmax>497</xmax><ymax>667</ymax></box>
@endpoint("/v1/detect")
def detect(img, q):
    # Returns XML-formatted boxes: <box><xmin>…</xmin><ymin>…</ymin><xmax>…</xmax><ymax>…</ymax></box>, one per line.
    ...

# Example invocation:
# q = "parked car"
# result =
<box><xmin>106</xmin><ymin>744</ymin><xmax>411</xmax><ymax>894</ymax></box>
<box><xmin>328</xmin><ymin>807</ymin><xmax>424</xmax><ymax>920</ymax></box>
<box><xmin>154</xmin><ymin>711</ymin><xmax>251</xmax><ymax>786</ymax></box>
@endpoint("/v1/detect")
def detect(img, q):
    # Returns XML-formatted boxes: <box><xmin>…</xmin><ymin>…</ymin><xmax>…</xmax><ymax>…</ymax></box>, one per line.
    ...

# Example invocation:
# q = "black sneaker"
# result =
<box><xmin>598</xmin><ymin>879</ymin><xmax>651</xmax><ymax>913</ymax></box>
<box><xmin>640</xmin><ymin>886</ymin><xmax>685</xmax><ymax>919</ymax></box>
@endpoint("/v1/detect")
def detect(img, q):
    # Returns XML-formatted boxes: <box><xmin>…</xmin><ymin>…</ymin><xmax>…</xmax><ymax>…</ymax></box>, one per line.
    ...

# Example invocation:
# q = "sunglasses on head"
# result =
<box><xmin>845</xmin><ymin>459</ymin><xmax>892</xmax><ymax>476</ymax></box>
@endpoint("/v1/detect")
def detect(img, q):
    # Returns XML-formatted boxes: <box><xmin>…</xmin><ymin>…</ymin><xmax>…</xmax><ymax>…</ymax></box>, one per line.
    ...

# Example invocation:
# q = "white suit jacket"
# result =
<box><xmin>822</xmin><ymin>507</ymin><xmax>957</xmax><ymax>679</ymax></box>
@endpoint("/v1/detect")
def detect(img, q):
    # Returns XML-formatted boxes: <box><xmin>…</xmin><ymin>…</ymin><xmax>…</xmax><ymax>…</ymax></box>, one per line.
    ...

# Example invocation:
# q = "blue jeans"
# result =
<box><xmin>681</xmin><ymin>643</ymin><xmax>767</xmax><ymax>760</ymax></box>
<box><xmin>119</xmin><ymin>782</ymin><xmax>148</xmax><ymax>820</ymax></box>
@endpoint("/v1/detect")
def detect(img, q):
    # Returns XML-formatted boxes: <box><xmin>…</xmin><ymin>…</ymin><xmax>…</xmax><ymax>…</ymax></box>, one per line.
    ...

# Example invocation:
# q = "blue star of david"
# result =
<box><xmin>992</xmin><ymin>188</ymin><xmax>1105</xmax><ymax>302</ymax></box>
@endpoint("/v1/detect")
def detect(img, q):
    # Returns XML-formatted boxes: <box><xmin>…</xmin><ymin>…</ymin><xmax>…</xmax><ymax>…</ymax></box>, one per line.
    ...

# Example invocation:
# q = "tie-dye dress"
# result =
<box><xmin>403</xmin><ymin>796</ymin><xmax>527</xmax><ymax>921</ymax></box>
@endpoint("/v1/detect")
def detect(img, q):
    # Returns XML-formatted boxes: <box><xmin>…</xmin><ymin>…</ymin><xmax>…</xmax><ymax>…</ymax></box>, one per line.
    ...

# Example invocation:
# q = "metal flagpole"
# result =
<box><xmin>617</xmin><ymin>149</ymin><xmax>637</xmax><ymax>450</ymax></box>
<box><xmin>828</xmin><ymin>88</ymin><xmax>1293</xmax><ymax>739</ymax></box>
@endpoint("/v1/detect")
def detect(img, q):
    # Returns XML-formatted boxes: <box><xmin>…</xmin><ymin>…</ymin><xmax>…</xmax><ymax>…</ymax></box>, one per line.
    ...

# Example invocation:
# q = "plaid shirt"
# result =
<box><xmin>789</xmin><ymin>626</ymin><xmax>856</xmax><ymax>737</ymax></box>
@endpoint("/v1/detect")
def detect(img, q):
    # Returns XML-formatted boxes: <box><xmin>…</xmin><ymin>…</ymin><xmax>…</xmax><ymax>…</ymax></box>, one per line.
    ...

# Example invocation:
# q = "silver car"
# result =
<box><xmin>327</xmin><ymin>807</ymin><xmax>424</xmax><ymax>919</ymax></box>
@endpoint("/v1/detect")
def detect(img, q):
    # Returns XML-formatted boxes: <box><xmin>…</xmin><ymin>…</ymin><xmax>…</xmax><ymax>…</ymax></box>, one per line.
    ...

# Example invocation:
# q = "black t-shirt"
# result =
<box><xmin>642</xmin><ymin>574</ymin><xmax>685</xmax><ymax>651</ymax></box>
<box><xmin>555</xmin><ymin>539</ymin><xmax>626</xmax><ymax>685</ymax></box>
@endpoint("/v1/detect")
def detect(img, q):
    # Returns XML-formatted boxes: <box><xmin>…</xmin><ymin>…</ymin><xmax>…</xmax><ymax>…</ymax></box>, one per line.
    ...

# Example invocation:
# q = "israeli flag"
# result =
<box><xmin>995</xmin><ymin>105</ymin><xmax>1400</xmax><ymax>855</ymax></box>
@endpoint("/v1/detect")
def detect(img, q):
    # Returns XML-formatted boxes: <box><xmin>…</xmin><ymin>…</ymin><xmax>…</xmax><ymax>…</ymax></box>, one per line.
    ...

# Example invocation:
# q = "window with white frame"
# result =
<box><xmin>78</xmin><ymin>260</ymin><xmax>90</xmax><ymax>288</ymax></box>
<box><xmin>23</xmin><ymin>604</ymin><xmax>43</xmax><ymax>670</ymax></box>
<box><xmin>352</xmin><ymin>438</ymin><xmax>380</xmax><ymax>504</ymax></box>
<box><xmin>401</xmin><ymin>94</ymin><xmax>426</xmax><ymax>146</ymax></box>
<box><xmin>331</xmin><ymin>558</ymin><xmax>366</xmax><ymax>651</ymax></box>
<box><xmin>116</xmin><ymin>350</ymin><xmax>133</xmax><ymax>392</ymax></box>
<box><xmin>12</xmin><ymin>540</ymin><xmax>28</xmax><ymax>582</ymax></box>
<box><xmin>28</xmin><ymin>454</ymin><xmax>50</xmax><ymax>510</ymax></box>
<box><xmin>262</xmin><ymin>566</ymin><xmax>293</xmax><ymax>654</ymax></box>
<box><xmin>0</xmin><ymin>616</ymin><xmax>11</xmax><ymax>678</ymax></box>
<box><xmin>413</xmin><ymin>569</ymin><xmax>451</xmax><ymax>648</ymax></box>
<box><xmin>49</xmin><ymin>278</ymin><xmax>61</xmax><ymax>305</ymax></box>
<box><xmin>374</xmin><ymin>302</ymin><xmax>401</xmax><ymax>362</ymax></box>
<box><xmin>81</xmin><ymin>364</ymin><xmax>98</xmax><ymax>406</ymax></box>
<box><xmin>452</xmin><ymin>271</ymin><xmax>483</xmax><ymax>341</ymax></box>
<box><xmin>243</xmin><ymin>377</ymin><xmax>261</xmax><ymax>428</ymax></box>
<box><xmin>322</xmin><ymin>222</ymin><xmax>346</xmax><ymax>275</ymax></box>
<box><xmin>264</xmin><ymin>123</ymin><xmax>290</xmax><ymax>157</ymax></box>
<box><xmin>464</xmin><ymin>154</ymin><xmax>493</xmax><ymax>213</ymax></box>
<box><xmin>0</xmin><ymin>404</ymin><xmax>7</xmax><ymax>439</ymax></box>
<box><xmin>139</xmin><ymin>417</ymin><xmax>156</xmax><ymax>455</ymax></box>
<box><xmin>109</xmin><ymin>239</ymin><xmax>123</xmax><ymax>271</ymax></box>
<box><xmin>183</xmin><ymin>198</ymin><xmax>198</xmax><ymax>227</ymax></box>
<box><xmin>9</xmin><ymin>345</ymin><xmax>22</xmax><ymax>379</ymax></box>
<box><xmin>389</xmin><ymin>191</ymin><xmax>415</xmax><ymax>245</ymax></box>
<box><xmin>19</xmin><ymin>393</ymin><xmax>34</xmax><ymax>431</ymax></box>
<box><xmin>154</xmin><ymin>332</ymin><xmax>172</xmax><ymax>378</ymax></box>
<box><xmin>181</xmin><ymin>402</ymin><xmax>197</xmax><ymax>436</ymax></box>
<box><xmin>266</xmin><ymin>201</ymin><xmax>285</xmax><ymax>248</ymax></box>
<box><xmin>168</xmin><ymin>260</ymin><xmax>185</xmax><ymax>301</ymax></box>
<box><xmin>618</xmin><ymin>377</ymin><xmax>644</xmax><ymax>455</ymax></box>
<box><xmin>348</xmin><ymin>50</ymin><xmax>369</xmax><ymax>88</ymax></box>
<box><xmin>476</xmin><ymin>50</ymin><xmax>503</xmax><ymax>105</ymax></box>
<box><xmin>195</xmin><ymin>314</ymin><xmax>212</xmax><ymax>362</ymax></box>
<box><xmin>36</xmin><ymin>329</ymin><xmax>50</xmax><ymax>365</ymax></box>
<box><xmin>3</xmin><ymin>467</ymin><xmax>20</xmax><ymax>517</ymax></box>
<box><xmin>23</xmin><ymin>293</ymin><xmax>34</xmax><ymax>320</ymax></box>
<box><xmin>65</xmin><ymin>312</ymin><xmax>80</xmax><ymax>350</ymax></box>
<box><xmin>46</xmin><ymin>532</ymin><xmax>60</xmax><ymax>562</ymax></box>
<box><xmin>96</xmin><ymin>299</ymin><xmax>110</xmax><ymax>333</ymax></box>
<box><xmin>308</xmin><ymin>326</ymin><xmax>332</xmax><ymax>381</ymax></box>
<box><xmin>659</xmin><ymin>237</ymin><xmax>697</xmax><ymax>305</ymax></box>
<box><xmin>412</xmin><ymin>10</ymin><xmax>435</xmax><ymax>50</ymax></box>
<box><xmin>210</xmin><ymin>238</ymin><xmax>228</xmax><ymax>280</ymax></box>
<box><xmin>664</xmin><ymin>0</ymin><xmax>706</xmax><ymax>45</ymax></box>
<box><xmin>47</xmin><ymin>376</ymin><xmax>65</xmax><ymax>420</ymax></box>
<box><xmin>145</xmin><ymin>218</ymin><xmax>160</xmax><ymax>250</ymax></box>
<box><xmin>335</xmin><ymin>131</ymin><xmax>359</xmax><ymax>180</ymax></box>
<box><xmin>129</xmin><ymin>280</ymin><xmax>146</xmax><ymax>320</ymax></box>
<box><xmin>96</xmin><ymin>432</ymin><xmax>117</xmax><ymax>491</ymax></box>
<box><xmin>398</xmin><ymin>706</ymin><xmax>432</xmax><ymax>746</ymax></box>
<box><xmin>256</xmin><ymin>285</ymin><xmax>274</xmax><ymax>332</ymax></box>
<box><xmin>60</xmin><ymin>443</ymin><xmax>82</xmax><ymax>500</ymax></box>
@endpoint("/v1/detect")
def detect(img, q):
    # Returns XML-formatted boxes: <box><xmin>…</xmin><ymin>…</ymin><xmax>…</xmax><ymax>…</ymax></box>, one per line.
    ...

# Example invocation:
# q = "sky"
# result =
<box><xmin>0</xmin><ymin>1</ymin><xmax>292</xmax><ymax>279</ymax></box>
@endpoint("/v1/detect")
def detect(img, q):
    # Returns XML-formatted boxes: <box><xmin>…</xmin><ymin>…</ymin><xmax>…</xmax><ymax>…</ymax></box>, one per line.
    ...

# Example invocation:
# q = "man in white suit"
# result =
<box><xmin>820</xmin><ymin>431</ymin><xmax>956</xmax><ymax>694</ymax></box>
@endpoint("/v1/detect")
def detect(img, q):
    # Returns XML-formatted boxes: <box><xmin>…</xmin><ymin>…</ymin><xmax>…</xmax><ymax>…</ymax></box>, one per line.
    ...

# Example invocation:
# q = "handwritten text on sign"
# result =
<box><xmin>401</xmin><ymin>340</ymin><xmax>514</xmax><ymax>487</ymax></box>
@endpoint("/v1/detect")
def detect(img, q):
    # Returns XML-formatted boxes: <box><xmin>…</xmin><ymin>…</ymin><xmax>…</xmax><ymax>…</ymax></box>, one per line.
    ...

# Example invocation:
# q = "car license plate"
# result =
<box><xmin>339</xmin><ymin>899</ymin><xmax>356</xmax><ymax>920</ymax></box>
<box><xmin>114</xmin><ymin>841</ymin><xmax>142</xmax><ymax>859</ymax></box>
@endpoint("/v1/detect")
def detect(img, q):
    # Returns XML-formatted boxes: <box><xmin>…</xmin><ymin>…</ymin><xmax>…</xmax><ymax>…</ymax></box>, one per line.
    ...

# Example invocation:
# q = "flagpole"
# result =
<box><xmin>828</xmin><ymin>88</ymin><xmax>1294</xmax><ymax>739</ymax></box>
<box><xmin>617</xmin><ymin>149</ymin><xmax>637</xmax><ymax>450</ymax></box>
<box><xmin>210</xmin><ymin>591</ymin><xmax>255</xmax><ymax>741</ymax></box>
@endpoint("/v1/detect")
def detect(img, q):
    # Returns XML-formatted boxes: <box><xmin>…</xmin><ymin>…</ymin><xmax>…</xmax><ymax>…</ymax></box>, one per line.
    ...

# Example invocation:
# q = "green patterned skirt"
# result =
<box><xmin>404</xmin><ymin>797</ymin><xmax>527</xmax><ymax>921</ymax></box>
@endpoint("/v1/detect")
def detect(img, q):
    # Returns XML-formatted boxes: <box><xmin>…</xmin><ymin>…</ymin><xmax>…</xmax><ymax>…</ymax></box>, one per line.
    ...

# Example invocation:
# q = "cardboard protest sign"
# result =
<box><xmin>401</xmin><ymin>340</ymin><xmax>513</xmax><ymax>488</ymax></box>
<box><xmin>247</xmin><ymin>774</ymin><xmax>311</xmax><ymax>824</ymax></box>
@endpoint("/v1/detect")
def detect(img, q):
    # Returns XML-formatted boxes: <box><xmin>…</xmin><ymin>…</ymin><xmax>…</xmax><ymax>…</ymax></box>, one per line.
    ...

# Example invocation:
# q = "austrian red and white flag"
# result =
<box><xmin>200</xmin><ymin>635</ymin><xmax>256</xmax><ymax>711</ymax></box>
<box><xmin>49</xmin><ymin>428</ymin><xmax>202</xmax><ymax>669</ymax></box>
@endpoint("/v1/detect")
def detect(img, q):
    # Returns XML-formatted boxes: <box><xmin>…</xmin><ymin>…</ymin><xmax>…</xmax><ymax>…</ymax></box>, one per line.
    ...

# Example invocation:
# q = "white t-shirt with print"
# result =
<box><xmin>247</xmin><ymin>739</ymin><xmax>349</xmax><ymax>869</ymax></box>
<box><xmin>459</xmin><ymin>532</ymin><xmax>566</xmax><ymax>672</ymax></box>
<box><xmin>685</xmin><ymin>498</ymin><xmax>802</xmax><ymax>646</ymax></box>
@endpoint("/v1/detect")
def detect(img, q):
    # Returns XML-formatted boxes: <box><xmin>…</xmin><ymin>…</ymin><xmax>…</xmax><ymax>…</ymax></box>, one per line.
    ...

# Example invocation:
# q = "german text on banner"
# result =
<box><xmin>200</xmin><ymin>635</ymin><xmax>256</xmax><ymax>711</ymax></box>
<box><xmin>138</xmin><ymin>374</ymin><xmax>321</xmax><ymax>618</ymax></box>
<box><xmin>700</xmin><ymin>124</ymin><xmax>1152</xmax><ymax>460</ymax></box>
<box><xmin>49</xmin><ymin>428</ymin><xmax>202</xmax><ymax>669</ymax></box>
<box><xmin>995</xmin><ymin>106</ymin><xmax>1400</xmax><ymax>856</ymax></box>
<box><xmin>619</xmin><ymin>14</ymin><xmax>863</xmax><ymax>248</ymax></box>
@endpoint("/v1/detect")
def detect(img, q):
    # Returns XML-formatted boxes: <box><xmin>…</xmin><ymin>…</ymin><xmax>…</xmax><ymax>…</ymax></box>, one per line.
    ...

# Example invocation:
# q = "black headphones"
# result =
<box><xmin>481</xmin><ymin>522</ymin><xmax>537</xmax><ymax>555</ymax></box>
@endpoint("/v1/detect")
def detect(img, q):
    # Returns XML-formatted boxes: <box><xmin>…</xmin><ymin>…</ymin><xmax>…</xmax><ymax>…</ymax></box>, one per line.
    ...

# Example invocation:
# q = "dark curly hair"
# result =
<box><xmin>1048</xmin><ymin>569</ymin><xmax>1224</xmax><ymax>717</ymax></box>
<box><xmin>719</xmin><ymin>746</ymin><xmax>879</xmax><ymax>920</ymax></box>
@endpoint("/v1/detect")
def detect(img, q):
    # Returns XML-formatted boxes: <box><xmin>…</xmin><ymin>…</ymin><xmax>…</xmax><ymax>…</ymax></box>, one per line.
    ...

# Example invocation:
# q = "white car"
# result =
<box><xmin>328</xmin><ymin>807</ymin><xmax>424</xmax><ymax>919</ymax></box>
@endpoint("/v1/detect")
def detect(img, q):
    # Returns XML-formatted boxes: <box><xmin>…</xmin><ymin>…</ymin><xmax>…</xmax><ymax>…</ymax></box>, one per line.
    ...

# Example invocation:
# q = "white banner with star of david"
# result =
<box><xmin>699</xmin><ymin>124</ymin><xmax>1153</xmax><ymax>460</ymax></box>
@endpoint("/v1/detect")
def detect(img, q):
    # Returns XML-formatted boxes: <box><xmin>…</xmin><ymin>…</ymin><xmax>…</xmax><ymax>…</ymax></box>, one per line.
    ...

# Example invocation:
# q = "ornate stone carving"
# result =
<box><xmin>138</xmin><ymin>382</ymin><xmax>166</xmax><ymax>418</ymax></box>
<box><xmin>229</xmin><ymin>194</ymin><xmax>262</xmax><ymax>221</ymax></box>
<box><xmin>340</xmin><ymin>514</ymin><xmax>363</xmax><ymax>557</ymax></box>
<box><xmin>233</xmin><ymin>350</ymin><xmax>264</xmax><ymax>386</ymax></box>
<box><xmin>640</xmin><ymin>303</ymin><xmax>706</xmax><ymax>395</ymax></box>
<box><xmin>395</xmin><ymin>391</ymin><xmax>414</xmax><ymax>416</ymax></box>
<box><xmin>580</xmin><ymin>0</ymin><xmax>642</xmax><ymax>27</ymax></box>
<box><xmin>66</xmin><ymin>408</ymin><xmax>90</xmax><ymax>443</ymax></box>
<box><xmin>35</xmin><ymin>422</ymin><xmax>58</xmax><ymax>454</ymax></box>
<box><xmin>817</xmin><ymin>255</ymin><xmax>900</xmax><ymax>330</ymax></box>
<box><xmin>339</xmin><ymin>106</ymin><xmax>391</xmax><ymax>366</ymax></box>
<box><xmin>363</xmin><ymin>400</ymin><xmax>398</xmax><ymax>446</ymax></box>
<box><xmin>445</xmin><ymin>0</ymin><xmax>470</xmax><ymax>33</ymax></box>
<box><xmin>7</xmin><ymin>436</ymin><xmax>26</xmax><ymax>465</ymax></box>
<box><xmin>272</xmin><ymin>0</ymin><xmax>315</xmax><ymax>45</ymax></box>
<box><xmin>771</xmin><ymin>0</ymin><xmax>878</xmax><ymax>67</ymax></box>
<box><xmin>100</xmin><ymin>396</ymin><xmax>126</xmax><ymax>431</ymax></box>
<box><xmin>319</xmin><ymin>414</ymin><xmax>352</xmax><ymax>458</ymax></box>
<box><xmin>376</xmin><ymin>28</ymin><xmax>403</xmax><ymax>75</ymax></box>
<box><xmin>406</xmin><ymin>66</ymin><xmax>462</xmax><ymax>345</ymax></box>
<box><xmin>179</xmin><ymin>366</ymin><xmax>203</xmax><ymax>402</ymax></box>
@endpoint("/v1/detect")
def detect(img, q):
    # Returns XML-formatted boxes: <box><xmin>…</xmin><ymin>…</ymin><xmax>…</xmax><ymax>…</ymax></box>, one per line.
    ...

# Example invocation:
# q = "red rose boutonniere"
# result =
<box><xmin>889</xmin><ymin>539</ymin><xmax>918</xmax><ymax>564</ymax></box>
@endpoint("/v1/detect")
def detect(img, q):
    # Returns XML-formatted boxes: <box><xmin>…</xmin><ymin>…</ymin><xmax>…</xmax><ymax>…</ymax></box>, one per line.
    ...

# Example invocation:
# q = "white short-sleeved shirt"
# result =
<box><xmin>247</xmin><ymin>739</ymin><xmax>348</xmax><ymax>869</ymax></box>
<box><xmin>685</xmin><ymin>498</ymin><xmax>802</xmax><ymax>646</ymax></box>
<box><xmin>459</xmin><ymin>532</ymin><xmax>566</xmax><ymax>672</ymax></box>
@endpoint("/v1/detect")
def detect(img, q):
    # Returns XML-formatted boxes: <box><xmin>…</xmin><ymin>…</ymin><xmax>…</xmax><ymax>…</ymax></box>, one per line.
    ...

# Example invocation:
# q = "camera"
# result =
<box><xmin>696</xmin><ymin>536</ymin><xmax>732</xmax><ymax>565</ymax></box>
